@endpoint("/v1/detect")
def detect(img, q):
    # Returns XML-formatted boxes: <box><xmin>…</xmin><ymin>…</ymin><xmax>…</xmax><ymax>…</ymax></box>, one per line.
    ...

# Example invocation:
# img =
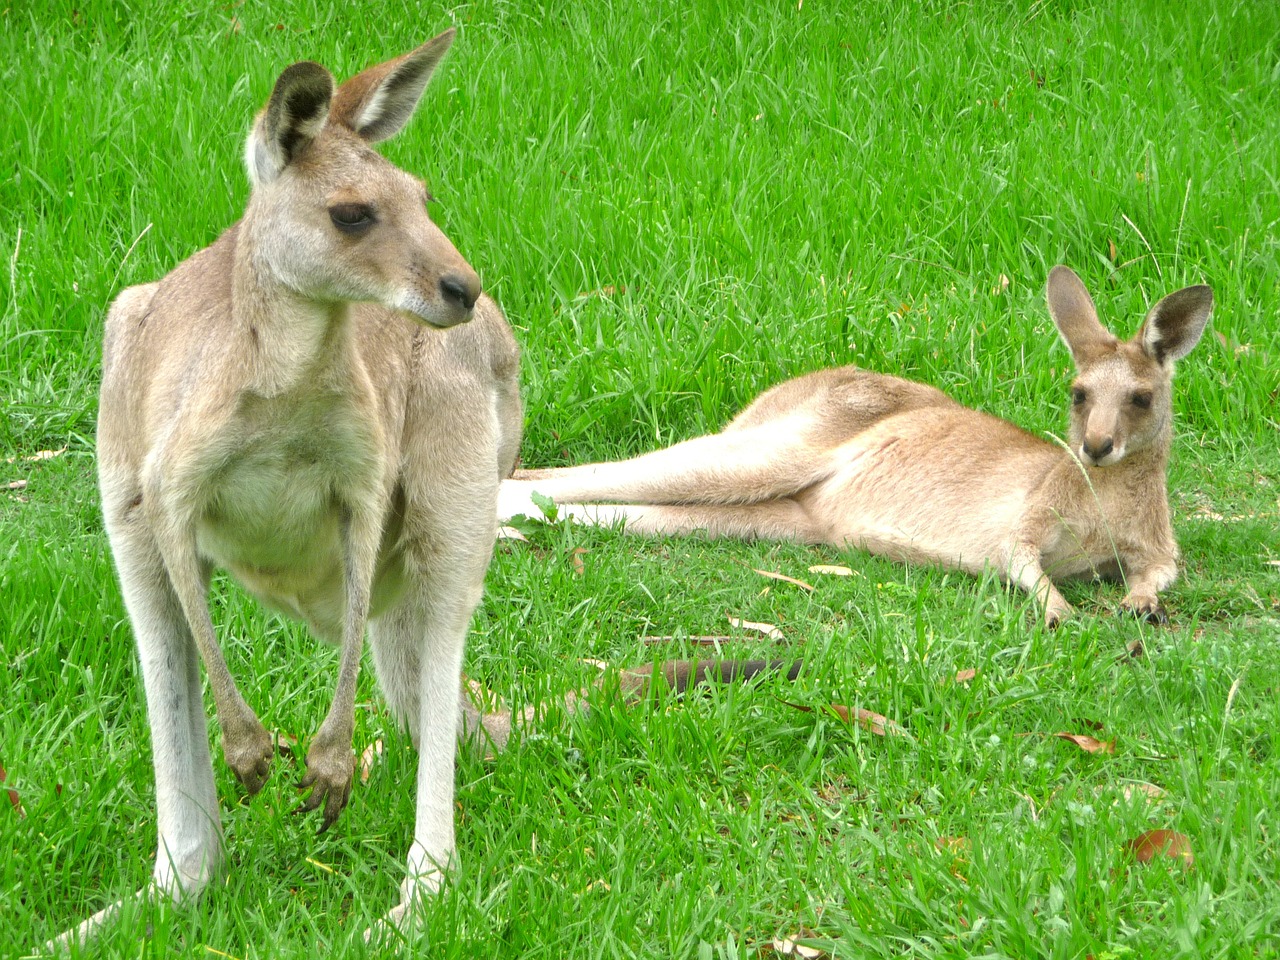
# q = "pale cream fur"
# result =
<box><xmin>53</xmin><ymin>30</ymin><xmax>522</xmax><ymax>950</ymax></box>
<box><xmin>501</xmin><ymin>267</ymin><xmax>1212</xmax><ymax>626</ymax></box>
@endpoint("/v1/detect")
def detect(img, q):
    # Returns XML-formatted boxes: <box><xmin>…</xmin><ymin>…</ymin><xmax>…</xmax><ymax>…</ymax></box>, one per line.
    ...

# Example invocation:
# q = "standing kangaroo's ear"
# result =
<box><xmin>1046</xmin><ymin>265</ymin><xmax>1115</xmax><ymax>366</ymax></box>
<box><xmin>245</xmin><ymin>61</ymin><xmax>334</xmax><ymax>187</ymax></box>
<box><xmin>1138</xmin><ymin>284</ymin><xmax>1213</xmax><ymax>366</ymax></box>
<box><xmin>330</xmin><ymin>29</ymin><xmax>456</xmax><ymax>143</ymax></box>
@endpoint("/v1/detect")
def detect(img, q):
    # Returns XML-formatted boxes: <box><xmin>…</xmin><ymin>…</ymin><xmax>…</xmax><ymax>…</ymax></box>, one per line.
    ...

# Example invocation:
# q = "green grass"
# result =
<box><xmin>3</xmin><ymin>0</ymin><xmax>1279</xmax><ymax>957</ymax></box>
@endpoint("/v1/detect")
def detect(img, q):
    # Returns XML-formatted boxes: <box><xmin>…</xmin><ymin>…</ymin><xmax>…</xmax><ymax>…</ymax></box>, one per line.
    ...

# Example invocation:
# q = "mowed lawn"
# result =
<box><xmin>2</xmin><ymin>1</ymin><xmax>1279</xmax><ymax>957</ymax></box>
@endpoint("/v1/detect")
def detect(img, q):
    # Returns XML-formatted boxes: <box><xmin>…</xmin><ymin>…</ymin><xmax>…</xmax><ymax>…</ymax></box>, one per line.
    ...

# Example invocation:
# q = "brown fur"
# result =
<box><xmin>502</xmin><ymin>267</ymin><xmax>1212</xmax><ymax>626</ymax></box>
<box><xmin>56</xmin><ymin>31</ymin><xmax>520</xmax><ymax>950</ymax></box>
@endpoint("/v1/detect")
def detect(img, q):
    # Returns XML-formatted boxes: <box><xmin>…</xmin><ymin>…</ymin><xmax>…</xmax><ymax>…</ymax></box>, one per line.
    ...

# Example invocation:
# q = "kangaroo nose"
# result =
<box><xmin>440</xmin><ymin>272</ymin><xmax>481</xmax><ymax>312</ymax></box>
<box><xmin>1083</xmin><ymin>437</ymin><xmax>1114</xmax><ymax>462</ymax></box>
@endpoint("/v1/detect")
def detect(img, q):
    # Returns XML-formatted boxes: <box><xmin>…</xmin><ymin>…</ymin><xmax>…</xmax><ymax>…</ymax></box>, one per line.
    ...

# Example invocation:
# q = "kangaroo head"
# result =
<box><xmin>1046</xmin><ymin>265</ymin><xmax>1212</xmax><ymax>468</ymax></box>
<box><xmin>242</xmin><ymin>29</ymin><xmax>479</xmax><ymax>328</ymax></box>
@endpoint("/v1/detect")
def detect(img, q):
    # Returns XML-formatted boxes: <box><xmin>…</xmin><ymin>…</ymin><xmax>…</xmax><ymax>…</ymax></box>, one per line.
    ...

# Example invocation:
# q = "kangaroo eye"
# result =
<box><xmin>1071</xmin><ymin>387</ymin><xmax>1087</xmax><ymax>406</ymax></box>
<box><xmin>328</xmin><ymin>203</ymin><xmax>376</xmax><ymax>233</ymax></box>
<box><xmin>1131</xmin><ymin>391</ymin><xmax>1153</xmax><ymax>409</ymax></box>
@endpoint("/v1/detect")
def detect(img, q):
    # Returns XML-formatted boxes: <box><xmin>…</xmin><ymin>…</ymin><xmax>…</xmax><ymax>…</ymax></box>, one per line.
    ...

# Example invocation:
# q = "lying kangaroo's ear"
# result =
<box><xmin>1139</xmin><ymin>284</ymin><xmax>1213</xmax><ymax>365</ymax></box>
<box><xmin>330</xmin><ymin>29</ymin><xmax>455</xmax><ymax>143</ymax></box>
<box><xmin>246</xmin><ymin>61</ymin><xmax>334</xmax><ymax>187</ymax></box>
<box><xmin>1046</xmin><ymin>265</ymin><xmax>1114</xmax><ymax>365</ymax></box>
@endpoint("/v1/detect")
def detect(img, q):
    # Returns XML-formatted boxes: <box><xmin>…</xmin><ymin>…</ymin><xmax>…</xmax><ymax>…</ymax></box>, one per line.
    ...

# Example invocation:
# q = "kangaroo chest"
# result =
<box><xmin>192</xmin><ymin>390</ymin><xmax>387</xmax><ymax>587</ymax></box>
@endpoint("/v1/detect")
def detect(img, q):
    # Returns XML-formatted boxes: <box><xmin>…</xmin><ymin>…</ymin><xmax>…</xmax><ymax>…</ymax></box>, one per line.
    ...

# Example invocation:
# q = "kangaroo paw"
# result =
<box><xmin>222</xmin><ymin>717</ymin><xmax>274</xmax><ymax>795</ymax></box>
<box><xmin>296</xmin><ymin>733</ymin><xmax>355</xmax><ymax>831</ymax></box>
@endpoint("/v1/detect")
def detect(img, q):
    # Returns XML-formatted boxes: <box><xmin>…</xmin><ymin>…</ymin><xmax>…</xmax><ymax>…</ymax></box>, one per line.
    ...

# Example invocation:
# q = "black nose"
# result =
<box><xmin>440</xmin><ymin>272</ymin><xmax>480</xmax><ymax>312</ymax></box>
<box><xmin>1083</xmin><ymin>437</ymin><xmax>1114</xmax><ymax>461</ymax></box>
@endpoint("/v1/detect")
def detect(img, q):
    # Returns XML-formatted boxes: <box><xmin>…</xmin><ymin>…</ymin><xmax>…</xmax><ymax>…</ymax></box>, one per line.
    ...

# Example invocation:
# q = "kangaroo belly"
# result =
<box><xmin>196</xmin><ymin>452</ymin><xmax>342</xmax><ymax>607</ymax></box>
<box><xmin>806</xmin><ymin>412</ymin><xmax>1042</xmax><ymax>575</ymax></box>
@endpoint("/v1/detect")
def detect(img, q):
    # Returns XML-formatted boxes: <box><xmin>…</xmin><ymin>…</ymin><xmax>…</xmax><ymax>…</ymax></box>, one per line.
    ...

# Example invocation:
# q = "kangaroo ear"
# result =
<box><xmin>1138</xmin><ymin>284</ymin><xmax>1213</xmax><ymax>365</ymax></box>
<box><xmin>245</xmin><ymin>61</ymin><xmax>334</xmax><ymax>187</ymax></box>
<box><xmin>330</xmin><ymin>29</ymin><xmax>455</xmax><ymax>143</ymax></box>
<box><xmin>1046</xmin><ymin>265</ymin><xmax>1114</xmax><ymax>365</ymax></box>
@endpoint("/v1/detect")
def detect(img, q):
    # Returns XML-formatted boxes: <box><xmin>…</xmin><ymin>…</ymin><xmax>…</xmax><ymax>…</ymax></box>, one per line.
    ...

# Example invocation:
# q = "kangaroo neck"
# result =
<box><xmin>231</xmin><ymin>228</ymin><xmax>354</xmax><ymax>398</ymax></box>
<box><xmin>1062</xmin><ymin>435</ymin><xmax>1171</xmax><ymax>488</ymax></box>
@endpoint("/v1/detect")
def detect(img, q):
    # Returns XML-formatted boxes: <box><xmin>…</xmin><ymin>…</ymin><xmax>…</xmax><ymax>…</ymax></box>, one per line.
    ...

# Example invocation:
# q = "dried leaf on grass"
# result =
<box><xmin>753</xmin><ymin>569</ymin><xmax>814</xmax><ymax>591</ymax></box>
<box><xmin>496</xmin><ymin>525</ymin><xmax>529</xmax><ymax>542</ymax></box>
<box><xmin>4</xmin><ymin>447</ymin><xmax>66</xmax><ymax>464</ymax></box>
<box><xmin>783</xmin><ymin>701</ymin><xmax>912</xmax><ymax>739</ymax></box>
<box><xmin>954</xmin><ymin>668</ymin><xmax>977</xmax><ymax>683</ymax></box>
<box><xmin>1096</xmin><ymin>782</ymin><xmax>1167</xmax><ymax>805</ymax></box>
<box><xmin>758</xmin><ymin>933</ymin><xmax>829</xmax><ymax>958</ymax></box>
<box><xmin>359</xmin><ymin>739</ymin><xmax>384</xmax><ymax>784</ymax></box>
<box><xmin>1</xmin><ymin>763</ymin><xmax>23</xmax><ymax>819</ymax></box>
<box><xmin>5</xmin><ymin>479</ymin><xmax>27</xmax><ymax>491</ymax></box>
<box><xmin>643</xmin><ymin>635</ymin><xmax>739</xmax><ymax>645</ymax></box>
<box><xmin>807</xmin><ymin>564</ymin><xmax>853</xmax><ymax>577</ymax></box>
<box><xmin>934</xmin><ymin>836</ymin><xmax>970</xmax><ymax>855</ymax></box>
<box><xmin>1053</xmin><ymin>732</ymin><xmax>1116</xmax><ymax>755</ymax></box>
<box><xmin>570</xmin><ymin>546</ymin><xmax>588</xmax><ymax>577</ymax></box>
<box><xmin>1125</xmin><ymin>829</ymin><xmax>1193</xmax><ymax>868</ymax></box>
<box><xmin>274</xmin><ymin>731</ymin><xmax>297</xmax><ymax>756</ymax></box>
<box><xmin>726</xmin><ymin>615</ymin><xmax>785</xmax><ymax>640</ymax></box>
<box><xmin>576</xmin><ymin>285</ymin><xmax>627</xmax><ymax>299</ymax></box>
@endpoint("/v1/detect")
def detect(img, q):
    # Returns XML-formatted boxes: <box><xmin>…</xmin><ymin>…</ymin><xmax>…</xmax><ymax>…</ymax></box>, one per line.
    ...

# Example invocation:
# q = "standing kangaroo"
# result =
<box><xmin>54</xmin><ymin>31</ymin><xmax>521</xmax><ymax>949</ymax></box>
<box><xmin>501</xmin><ymin>267</ymin><xmax>1212</xmax><ymax>626</ymax></box>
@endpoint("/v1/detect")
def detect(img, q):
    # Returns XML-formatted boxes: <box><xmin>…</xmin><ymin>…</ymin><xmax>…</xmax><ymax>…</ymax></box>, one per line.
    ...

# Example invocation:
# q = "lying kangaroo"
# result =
<box><xmin>500</xmin><ymin>267</ymin><xmax>1212</xmax><ymax>626</ymax></box>
<box><xmin>54</xmin><ymin>31</ymin><xmax>521</xmax><ymax>949</ymax></box>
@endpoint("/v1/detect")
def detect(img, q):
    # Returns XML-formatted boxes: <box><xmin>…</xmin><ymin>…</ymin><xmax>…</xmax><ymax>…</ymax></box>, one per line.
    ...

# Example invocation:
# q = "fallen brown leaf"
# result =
<box><xmin>496</xmin><ymin>525</ymin><xmax>528</xmax><ymax>542</ymax></box>
<box><xmin>954</xmin><ymin>668</ymin><xmax>977</xmax><ymax>683</ymax></box>
<box><xmin>359</xmin><ymin>739</ymin><xmax>384</xmax><ymax>784</ymax></box>
<box><xmin>570</xmin><ymin>546</ymin><xmax>588</xmax><ymax>577</ymax></box>
<box><xmin>5</xmin><ymin>479</ymin><xmax>26</xmax><ymax>491</ymax></box>
<box><xmin>753</xmin><ymin>569</ymin><xmax>814</xmax><ymax>591</ymax></box>
<box><xmin>1096</xmin><ymin>782</ymin><xmax>1167</xmax><ymax>805</ymax></box>
<box><xmin>727</xmin><ymin>615</ymin><xmax>785</xmax><ymax>640</ymax></box>
<box><xmin>783</xmin><ymin>701</ymin><xmax>911</xmax><ymax>739</ymax></box>
<box><xmin>3</xmin><ymin>763</ymin><xmax>23</xmax><ymax>819</ymax></box>
<box><xmin>15</xmin><ymin>447</ymin><xmax>66</xmax><ymax>462</ymax></box>
<box><xmin>642</xmin><ymin>635</ymin><xmax>742</xmax><ymax>645</ymax></box>
<box><xmin>274</xmin><ymin>731</ymin><xmax>297</xmax><ymax>756</ymax></box>
<box><xmin>759</xmin><ymin>933</ymin><xmax>828</xmax><ymax>958</ymax></box>
<box><xmin>807</xmin><ymin>564</ymin><xmax>853</xmax><ymax>577</ymax></box>
<box><xmin>576</xmin><ymin>285</ymin><xmax>627</xmax><ymax>299</ymax></box>
<box><xmin>934</xmin><ymin>836</ymin><xmax>970</xmax><ymax>855</ymax></box>
<box><xmin>1125</xmin><ymin>829</ymin><xmax>1193</xmax><ymax>868</ymax></box>
<box><xmin>1053</xmin><ymin>732</ymin><xmax>1116</xmax><ymax>755</ymax></box>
